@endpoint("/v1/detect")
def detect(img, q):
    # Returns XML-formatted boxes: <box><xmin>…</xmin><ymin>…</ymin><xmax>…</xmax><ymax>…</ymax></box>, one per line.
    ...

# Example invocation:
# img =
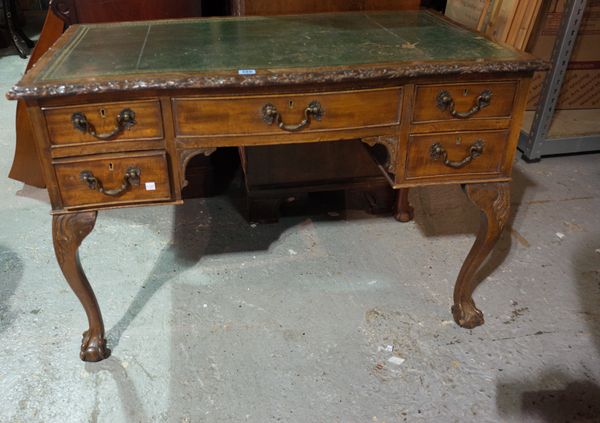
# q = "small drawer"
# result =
<box><xmin>173</xmin><ymin>88</ymin><xmax>402</xmax><ymax>137</ymax></box>
<box><xmin>54</xmin><ymin>151</ymin><xmax>172</xmax><ymax>208</ymax></box>
<box><xmin>405</xmin><ymin>130</ymin><xmax>509</xmax><ymax>180</ymax></box>
<box><xmin>44</xmin><ymin>99</ymin><xmax>163</xmax><ymax>145</ymax></box>
<box><xmin>412</xmin><ymin>82</ymin><xmax>517</xmax><ymax>123</ymax></box>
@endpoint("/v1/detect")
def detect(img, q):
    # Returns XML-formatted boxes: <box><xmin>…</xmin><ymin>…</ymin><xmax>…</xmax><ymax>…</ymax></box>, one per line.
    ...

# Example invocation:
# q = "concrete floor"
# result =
<box><xmin>1</xmin><ymin>42</ymin><xmax>600</xmax><ymax>423</ymax></box>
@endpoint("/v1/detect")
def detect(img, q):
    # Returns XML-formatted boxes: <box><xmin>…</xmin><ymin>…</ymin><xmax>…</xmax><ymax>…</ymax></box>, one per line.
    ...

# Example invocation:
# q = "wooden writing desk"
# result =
<box><xmin>7</xmin><ymin>11</ymin><xmax>545</xmax><ymax>362</ymax></box>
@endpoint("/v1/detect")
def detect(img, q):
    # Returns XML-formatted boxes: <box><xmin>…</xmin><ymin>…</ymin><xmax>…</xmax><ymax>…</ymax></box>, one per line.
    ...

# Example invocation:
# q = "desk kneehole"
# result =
<box><xmin>405</xmin><ymin>130</ymin><xmax>509</xmax><ymax>180</ymax></box>
<box><xmin>53</xmin><ymin>151</ymin><xmax>172</xmax><ymax>209</ymax></box>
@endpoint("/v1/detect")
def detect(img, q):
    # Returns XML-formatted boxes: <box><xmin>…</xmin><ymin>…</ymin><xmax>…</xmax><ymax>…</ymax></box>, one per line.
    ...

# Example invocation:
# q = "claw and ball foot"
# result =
<box><xmin>81</xmin><ymin>329</ymin><xmax>110</xmax><ymax>362</ymax></box>
<box><xmin>452</xmin><ymin>300</ymin><xmax>484</xmax><ymax>329</ymax></box>
<box><xmin>452</xmin><ymin>182</ymin><xmax>510</xmax><ymax>329</ymax></box>
<box><xmin>53</xmin><ymin>211</ymin><xmax>110</xmax><ymax>362</ymax></box>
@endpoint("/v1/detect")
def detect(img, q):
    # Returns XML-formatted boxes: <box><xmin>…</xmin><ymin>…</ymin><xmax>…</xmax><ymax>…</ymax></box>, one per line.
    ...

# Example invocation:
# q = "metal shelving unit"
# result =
<box><xmin>518</xmin><ymin>0</ymin><xmax>600</xmax><ymax>161</ymax></box>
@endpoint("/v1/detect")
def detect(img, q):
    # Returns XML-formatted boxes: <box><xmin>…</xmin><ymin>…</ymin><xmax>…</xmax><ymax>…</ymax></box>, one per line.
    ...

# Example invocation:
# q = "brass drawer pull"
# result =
<box><xmin>71</xmin><ymin>108</ymin><xmax>136</xmax><ymax>140</ymax></box>
<box><xmin>436</xmin><ymin>90</ymin><xmax>492</xmax><ymax>119</ymax></box>
<box><xmin>430</xmin><ymin>140</ymin><xmax>485</xmax><ymax>169</ymax></box>
<box><xmin>80</xmin><ymin>167</ymin><xmax>141</xmax><ymax>196</ymax></box>
<box><xmin>262</xmin><ymin>101</ymin><xmax>324</xmax><ymax>132</ymax></box>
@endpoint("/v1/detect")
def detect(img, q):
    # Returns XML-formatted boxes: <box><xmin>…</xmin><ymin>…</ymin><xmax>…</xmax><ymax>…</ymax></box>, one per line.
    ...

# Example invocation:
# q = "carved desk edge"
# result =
<box><xmin>6</xmin><ymin>9</ymin><xmax>548</xmax><ymax>101</ymax></box>
<box><xmin>7</xmin><ymin>60</ymin><xmax>547</xmax><ymax>101</ymax></box>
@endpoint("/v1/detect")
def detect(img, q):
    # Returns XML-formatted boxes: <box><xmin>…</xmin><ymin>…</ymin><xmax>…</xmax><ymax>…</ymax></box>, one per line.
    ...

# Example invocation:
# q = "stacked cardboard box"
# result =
<box><xmin>526</xmin><ymin>0</ymin><xmax>600</xmax><ymax>110</ymax></box>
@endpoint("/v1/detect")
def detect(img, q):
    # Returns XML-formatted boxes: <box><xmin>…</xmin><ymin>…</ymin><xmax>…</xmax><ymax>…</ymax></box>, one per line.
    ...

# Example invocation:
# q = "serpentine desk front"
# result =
<box><xmin>7</xmin><ymin>11</ymin><xmax>546</xmax><ymax>362</ymax></box>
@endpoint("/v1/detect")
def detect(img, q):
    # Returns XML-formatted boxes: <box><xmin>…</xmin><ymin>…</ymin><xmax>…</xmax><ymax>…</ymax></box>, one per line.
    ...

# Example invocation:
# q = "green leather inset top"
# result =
<box><xmin>39</xmin><ymin>11</ymin><xmax>524</xmax><ymax>81</ymax></box>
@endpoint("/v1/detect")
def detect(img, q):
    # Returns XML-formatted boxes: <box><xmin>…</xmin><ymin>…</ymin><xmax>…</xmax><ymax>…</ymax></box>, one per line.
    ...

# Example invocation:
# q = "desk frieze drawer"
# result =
<box><xmin>412</xmin><ymin>81</ymin><xmax>517</xmax><ymax>124</ymax></box>
<box><xmin>54</xmin><ymin>151</ymin><xmax>172</xmax><ymax>208</ymax></box>
<box><xmin>44</xmin><ymin>99</ymin><xmax>164</xmax><ymax>146</ymax></box>
<box><xmin>173</xmin><ymin>88</ymin><xmax>402</xmax><ymax>137</ymax></box>
<box><xmin>405</xmin><ymin>130</ymin><xmax>509</xmax><ymax>180</ymax></box>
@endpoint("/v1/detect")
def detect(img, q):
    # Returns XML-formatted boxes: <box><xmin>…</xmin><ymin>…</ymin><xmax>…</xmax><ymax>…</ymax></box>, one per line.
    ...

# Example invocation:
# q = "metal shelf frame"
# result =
<box><xmin>518</xmin><ymin>0</ymin><xmax>600</xmax><ymax>161</ymax></box>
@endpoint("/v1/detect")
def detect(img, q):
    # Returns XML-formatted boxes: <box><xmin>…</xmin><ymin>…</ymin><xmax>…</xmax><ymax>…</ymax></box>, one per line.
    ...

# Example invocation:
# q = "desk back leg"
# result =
<box><xmin>53</xmin><ymin>211</ymin><xmax>110</xmax><ymax>362</ymax></box>
<box><xmin>452</xmin><ymin>182</ymin><xmax>510</xmax><ymax>329</ymax></box>
<box><xmin>394</xmin><ymin>188</ymin><xmax>414</xmax><ymax>222</ymax></box>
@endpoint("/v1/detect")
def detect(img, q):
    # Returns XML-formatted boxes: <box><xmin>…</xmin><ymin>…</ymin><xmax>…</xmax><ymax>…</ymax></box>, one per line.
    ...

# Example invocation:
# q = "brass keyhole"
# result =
<box><xmin>100</xmin><ymin>108</ymin><xmax>107</xmax><ymax>118</ymax></box>
<box><xmin>288</xmin><ymin>100</ymin><xmax>294</xmax><ymax>109</ymax></box>
<box><xmin>108</xmin><ymin>162</ymin><xmax>114</xmax><ymax>171</ymax></box>
<box><xmin>463</xmin><ymin>89</ymin><xmax>469</xmax><ymax>97</ymax></box>
<box><xmin>456</xmin><ymin>136</ymin><xmax>462</xmax><ymax>145</ymax></box>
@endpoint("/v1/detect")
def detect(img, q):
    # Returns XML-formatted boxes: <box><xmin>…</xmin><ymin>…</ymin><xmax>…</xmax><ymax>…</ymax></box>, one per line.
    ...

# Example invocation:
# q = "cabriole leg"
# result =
<box><xmin>52</xmin><ymin>211</ymin><xmax>110</xmax><ymax>361</ymax></box>
<box><xmin>452</xmin><ymin>182</ymin><xmax>510</xmax><ymax>329</ymax></box>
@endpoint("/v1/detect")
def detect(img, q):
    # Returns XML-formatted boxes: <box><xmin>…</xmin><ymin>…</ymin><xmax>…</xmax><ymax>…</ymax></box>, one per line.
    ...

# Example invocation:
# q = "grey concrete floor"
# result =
<box><xmin>1</xmin><ymin>44</ymin><xmax>600</xmax><ymax>423</ymax></box>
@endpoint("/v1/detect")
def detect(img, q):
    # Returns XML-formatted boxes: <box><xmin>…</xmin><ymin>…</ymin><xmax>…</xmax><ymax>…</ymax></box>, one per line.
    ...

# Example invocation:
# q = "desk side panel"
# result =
<box><xmin>25</xmin><ymin>102</ymin><xmax>64</xmax><ymax>210</ymax></box>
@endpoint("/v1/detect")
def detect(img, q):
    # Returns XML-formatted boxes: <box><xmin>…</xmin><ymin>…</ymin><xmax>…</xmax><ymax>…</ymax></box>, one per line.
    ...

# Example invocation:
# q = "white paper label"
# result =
<box><xmin>145</xmin><ymin>182</ymin><xmax>156</xmax><ymax>191</ymax></box>
<box><xmin>238</xmin><ymin>69</ymin><xmax>256</xmax><ymax>75</ymax></box>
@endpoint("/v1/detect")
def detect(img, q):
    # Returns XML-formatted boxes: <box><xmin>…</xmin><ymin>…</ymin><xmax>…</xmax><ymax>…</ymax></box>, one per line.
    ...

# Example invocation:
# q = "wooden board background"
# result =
<box><xmin>231</xmin><ymin>0</ymin><xmax>420</xmax><ymax>16</ymax></box>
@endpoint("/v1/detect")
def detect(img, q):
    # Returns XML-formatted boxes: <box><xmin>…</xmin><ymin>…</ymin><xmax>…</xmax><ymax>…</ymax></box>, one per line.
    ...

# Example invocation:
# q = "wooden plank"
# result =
<box><xmin>486</xmin><ymin>0</ymin><xmax>518</xmax><ymax>43</ymax></box>
<box><xmin>506</xmin><ymin>0</ymin><xmax>541</xmax><ymax>50</ymax></box>
<box><xmin>520</xmin><ymin>0</ymin><xmax>543</xmax><ymax>50</ymax></box>
<box><xmin>505</xmin><ymin>1</ymin><xmax>527</xmax><ymax>46</ymax></box>
<box><xmin>445</xmin><ymin>0</ymin><xmax>489</xmax><ymax>30</ymax></box>
<box><xmin>477</xmin><ymin>0</ymin><xmax>492</xmax><ymax>31</ymax></box>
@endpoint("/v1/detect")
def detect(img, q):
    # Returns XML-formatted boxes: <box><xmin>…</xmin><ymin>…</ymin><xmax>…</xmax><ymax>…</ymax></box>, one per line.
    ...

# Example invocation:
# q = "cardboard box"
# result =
<box><xmin>526</xmin><ymin>0</ymin><xmax>600</xmax><ymax>110</ymax></box>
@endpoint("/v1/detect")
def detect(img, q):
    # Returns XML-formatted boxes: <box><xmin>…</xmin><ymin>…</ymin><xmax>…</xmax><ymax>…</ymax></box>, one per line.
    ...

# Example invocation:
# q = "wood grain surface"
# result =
<box><xmin>173</xmin><ymin>89</ymin><xmax>402</xmax><ymax>137</ymax></box>
<box><xmin>412</xmin><ymin>81</ymin><xmax>518</xmax><ymax>123</ymax></box>
<box><xmin>44</xmin><ymin>99</ymin><xmax>163</xmax><ymax>145</ymax></box>
<box><xmin>405</xmin><ymin>129</ymin><xmax>509</xmax><ymax>179</ymax></box>
<box><xmin>54</xmin><ymin>150</ymin><xmax>172</xmax><ymax>208</ymax></box>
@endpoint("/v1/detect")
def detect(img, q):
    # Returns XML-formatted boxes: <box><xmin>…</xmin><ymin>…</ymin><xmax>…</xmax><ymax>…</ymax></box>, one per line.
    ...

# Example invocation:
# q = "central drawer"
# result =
<box><xmin>172</xmin><ymin>88</ymin><xmax>402</xmax><ymax>137</ymax></box>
